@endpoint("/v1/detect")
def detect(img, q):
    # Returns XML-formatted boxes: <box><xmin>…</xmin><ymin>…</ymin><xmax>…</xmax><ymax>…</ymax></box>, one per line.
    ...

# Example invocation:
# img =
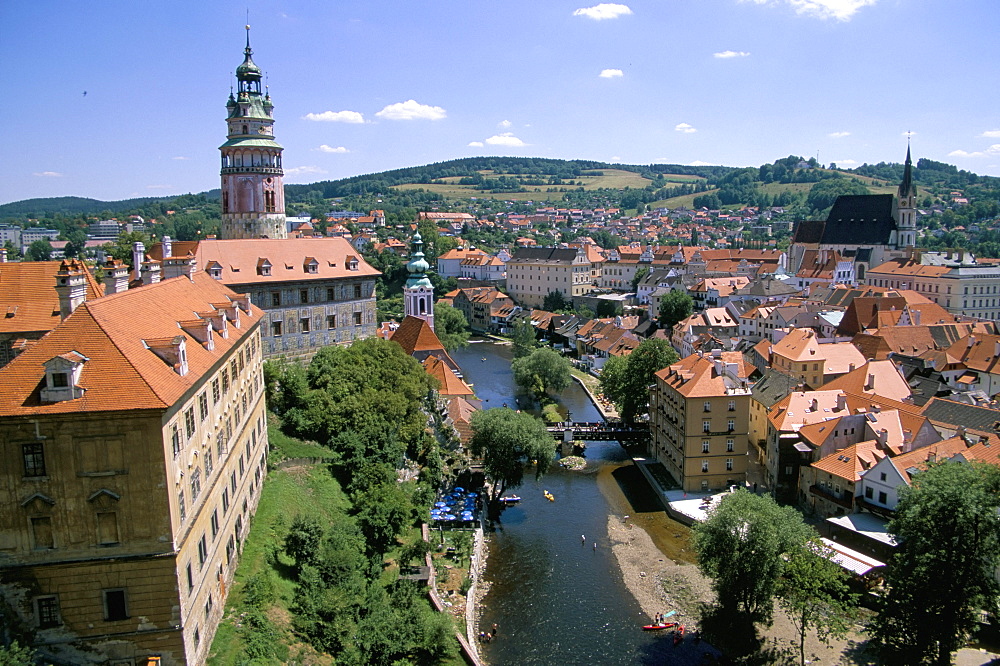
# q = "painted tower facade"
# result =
<box><xmin>219</xmin><ymin>27</ymin><xmax>286</xmax><ymax>240</ymax></box>
<box><xmin>895</xmin><ymin>145</ymin><xmax>917</xmax><ymax>248</ymax></box>
<box><xmin>404</xmin><ymin>232</ymin><xmax>435</xmax><ymax>330</ymax></box>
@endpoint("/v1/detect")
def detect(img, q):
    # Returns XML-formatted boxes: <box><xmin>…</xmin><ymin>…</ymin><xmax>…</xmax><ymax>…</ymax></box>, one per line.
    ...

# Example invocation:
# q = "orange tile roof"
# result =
<box><xmin>390</xmin><ymin>315</ymin><xmax>447</xmax><ymax>355</ymax></box>
<box><xmin>820</xmin><ymin>360</ymin><xmax>912</xmax><ymax>403</ymax></box>
<box><xmin>656</xmin><ymin>351</ymin><xmax>754</xmax><ymax>398</ymax></box>
<box><xmin>423</xmin><ymin>355</ymin><xmax>473</xmax><ymax>396</ymax></box>
<box><xmin>812</xmin><ymin>440</ymin><xmax>883</xmax><ymax>481</ymax></box>
<box><xmin>887</xmin><ymin>437</ymin><xmax>971</xmax><ymax>483</ymax></box>
<box><xmin>945</xmin><ymin>333</ymin><xmax>1000</xmax><ymax>375</ymax></box>
<box><xmin>0</xmin><ymin>260</ymin><xmax>104</xmax><ymax>334</ymax></box>
<box><xmin>0</xmin><ymin>273</ymin><xmax>262</xmax><ymax>416</ymax></box>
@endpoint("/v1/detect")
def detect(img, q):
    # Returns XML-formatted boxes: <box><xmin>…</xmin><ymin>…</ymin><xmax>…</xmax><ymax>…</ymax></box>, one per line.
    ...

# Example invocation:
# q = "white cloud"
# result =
<box><xmin>828</xmin><ymin>131</ymin><xmax>850</xmax><ymax>138</ymax></box>
<box><xmin>375</xmin><ymin>100</ymin><xmax>446</xmax><ymax>121</ymax></box>
<box><xmin>499</xmin><ymin>119</ymin><xmax>512</xmax><ymax>128</ymax></box>
<box><xmin>468</xmin><ymin>141</ymin><xmax>485</xmax><ymax>148</ymax></box>
<box><xmin>573</xmin><ymin>3</ymin><xmax>633</xmax><ymax>20</ymax></box>
<box><xmin>981</xmin><ymin>130</ymin><xmax>1000</xmax><ymax>138</ymax></box>
<box><xmin>599</xmin><ymin>68</ymin><xmax>624</xmax><ymax>78</ymax></box>
<box><xmin>303</xmin><ymin>110</ymin><xmax>365</xmax><ymax>123</ymax></box>
<box><xmin>33</xmin><ymin>171</ymin><xmax>63</xmax><ymax>177</ymax></box>
<box><xmin>316</xmin><ymin>145</ymin><xmax>349</xmax><ymax>153</ymax></box>
<box><xmin>713</xmin><ymin>50</ymin><xmax>750</xmax><ymax>59</ymax></box>
<box><xmin>675</xmin><ymin>123</ymin><xmax>697</xmax><ymax>134</ymax></box>
<box><xmin>689</xmin><ymin>160</ymin><xmax>713</xmax><ymax>166</ymax></box>
<box><xmin>950</xmin><ymin>145</ymin><xmax>1000</xmax><ymax>158</ymax></box>
<box><xmin>284</xmin><ymin>166</ymin><xmax>327</xmax><ymax>177</ymax></box>
<box><xmin>485</xmin><ymin>133</ymin><xmax>528</xmax><ymax>147</ymax></box>
<box><xmin>172</xmin><ymin>156</ymin><xmax>189</xmax><ymax>160</ymax></box>
<box><xmin>741</xmin><ymin>0</ymin><xmax>876</xmax><ymax>21</ymax></box>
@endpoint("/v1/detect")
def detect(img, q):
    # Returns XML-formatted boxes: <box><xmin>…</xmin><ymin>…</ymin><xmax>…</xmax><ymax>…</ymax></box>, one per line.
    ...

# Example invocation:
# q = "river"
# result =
<box><xmin>451</xmin><ymin>340</ymin><xmax>693</xmax><ymax>665</ymax></box>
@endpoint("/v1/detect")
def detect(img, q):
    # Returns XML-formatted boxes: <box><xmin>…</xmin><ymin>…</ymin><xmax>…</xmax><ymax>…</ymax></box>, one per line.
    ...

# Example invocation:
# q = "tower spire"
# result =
<box><xmin>404</xmin><ymin>233</ymin><xmax>435</xmax><ymax>330</ymax></box>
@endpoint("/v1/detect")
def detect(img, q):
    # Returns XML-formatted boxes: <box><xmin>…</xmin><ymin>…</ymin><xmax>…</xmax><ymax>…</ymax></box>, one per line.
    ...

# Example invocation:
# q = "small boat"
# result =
<box><xmin>673</xmin><ymin>625</ymin><xmax>686</xmax><ymax>645</ymax></box>
<box><xmin>543</xmin><ymin>490</ymin><xmax>555</xmax><ymax>502</ymax></box>
<box><xmin>499</xmin><ymin>495</ymin><xmax>521</xmax><ymax>503</ymax></box>
<box><xmin>642</xmin><ymin>622</ymin><xmax>679</xmax><ymax>631</ymax></box>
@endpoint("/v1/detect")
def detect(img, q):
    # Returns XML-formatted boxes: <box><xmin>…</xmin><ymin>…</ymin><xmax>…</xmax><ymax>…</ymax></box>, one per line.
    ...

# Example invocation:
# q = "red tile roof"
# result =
<box><xmin>0</xmin><ymin>260</ymin><xmax>104</xmax><ymax>334</ymax></box>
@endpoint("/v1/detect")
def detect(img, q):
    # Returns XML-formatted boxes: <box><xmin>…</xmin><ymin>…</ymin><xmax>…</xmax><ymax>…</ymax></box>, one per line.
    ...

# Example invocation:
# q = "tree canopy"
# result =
<box><xmin>433</xmin><ymin>302</ymin><xmax>469</xmax><ymax>351</ymax></box>
<box><xmin>511</xmin><ymin>347</ymin><xmax>572</xmax><ymax>403</ymax></box>
<box><xmin>658</xmin><ymin>289</ymin><xmax>693</xmax><ymax>329</ymax></box>
<box><xmin>599</xmin><ymin>338</ymin><xmax>678</xmax><ymax>424</ymax></box>
<box><xmin>469</xmin><ymin>407</ymin><xmax>556</xmax><ymax>500</ymax></box>
<box><xmin>510</xmin><ymin>318</ymin><xmax>538</xmax><ymax>359</ymax></box>
<box><xmin>543</xmin><ymin>290</ymin><xmax>568</xmax><ymax>312</ymax></box>
<box><xmin>871</xmin><ymin>461</ymin><xmax>1000</xmax><ymax>665</ymax></box>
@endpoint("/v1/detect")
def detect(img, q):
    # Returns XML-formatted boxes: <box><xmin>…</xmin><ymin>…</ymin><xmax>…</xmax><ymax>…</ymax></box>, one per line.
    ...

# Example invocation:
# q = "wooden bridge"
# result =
<box><xmin>546</xmin><ymin>421</ymin><xmax>649</xmax><ymax>442</ymax></box>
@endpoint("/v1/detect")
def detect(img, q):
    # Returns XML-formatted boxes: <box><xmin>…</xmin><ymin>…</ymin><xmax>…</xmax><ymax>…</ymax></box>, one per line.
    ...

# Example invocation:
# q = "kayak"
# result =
<box><xmin>499</xmin><ymin>495</ymin><xmax>521</xmax><ymax>503</ymax></box>
<box><xmin>642</xmin><ymin>622</ymin><xmax>679</xmax><ymax>631</ymax></box>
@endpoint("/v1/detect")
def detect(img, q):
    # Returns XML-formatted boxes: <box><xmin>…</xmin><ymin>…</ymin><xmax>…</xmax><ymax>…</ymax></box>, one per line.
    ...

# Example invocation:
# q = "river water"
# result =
<box><xmin>451</xmin><ymin>341</ymin><xmax>691</xmax><ymax>665</ymax></box>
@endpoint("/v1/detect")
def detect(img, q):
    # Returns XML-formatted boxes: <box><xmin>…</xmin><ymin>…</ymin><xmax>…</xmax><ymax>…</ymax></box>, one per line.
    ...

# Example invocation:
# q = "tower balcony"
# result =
<box><xmin>221</xmin><ymin>166</ymin><xmax>283</xmax><ymax>176</ymax></box>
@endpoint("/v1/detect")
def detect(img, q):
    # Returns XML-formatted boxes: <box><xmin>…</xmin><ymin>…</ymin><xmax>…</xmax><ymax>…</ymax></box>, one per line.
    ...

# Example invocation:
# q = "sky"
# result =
<box><xmin>3</xmin><ymin>0</ymin><xmax>1000</xmax><ymax>205</ymax></box>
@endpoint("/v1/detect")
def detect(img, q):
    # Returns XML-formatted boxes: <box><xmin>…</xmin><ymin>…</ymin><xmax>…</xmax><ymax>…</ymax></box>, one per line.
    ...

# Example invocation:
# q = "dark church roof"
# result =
<box><xmin>821</xmin><ymin>194</ymin><xmax>897</xmax><ymax>245</ymax></box>
<box><xmin>792</xmin><ymin>220</ymin><xmax>825</xmax><ymax>244</ymax></box>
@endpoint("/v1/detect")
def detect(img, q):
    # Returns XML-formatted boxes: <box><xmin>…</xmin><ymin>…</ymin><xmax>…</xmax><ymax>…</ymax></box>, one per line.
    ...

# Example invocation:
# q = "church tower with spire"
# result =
<box><xmin>219</xmin><ymin>26</ymin><xmax>287</xmax><ymax>240</ymax></box>
<box><xmin>895</xmin><ymin>145</ymin><xmax>917</xmax><ymax>248</ymax></box>
<box><xmin>404</xmin><ymin>232</ymin><xmax>435</xmax><ymax>330</ymax></box>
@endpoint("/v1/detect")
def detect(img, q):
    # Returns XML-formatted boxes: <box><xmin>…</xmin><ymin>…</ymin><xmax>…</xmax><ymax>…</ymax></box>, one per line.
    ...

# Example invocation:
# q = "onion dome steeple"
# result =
<box><xmin>404</xmin><ymin>232</ymin><xmax>435</xmax><ymax>329</ymax></box>
<box><xmin>236</xmin><ymin>26</ymin><xmax>263</xmax><ymax>95</ymax></box>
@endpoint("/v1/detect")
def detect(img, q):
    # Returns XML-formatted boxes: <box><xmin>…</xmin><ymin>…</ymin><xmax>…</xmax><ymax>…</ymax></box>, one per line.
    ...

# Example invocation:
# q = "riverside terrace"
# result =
<box><xmin>547</xmin><ymin>420</ymin><xmax>649</xmax><ymax>441</ymax></box>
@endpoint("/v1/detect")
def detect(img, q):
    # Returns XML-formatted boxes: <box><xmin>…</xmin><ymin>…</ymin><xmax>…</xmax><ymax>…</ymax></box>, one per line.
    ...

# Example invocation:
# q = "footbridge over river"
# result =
<box><xmin>547</xmin><ymin>421</ymin><xmax>649</xmax><ymax>442</ymax></box>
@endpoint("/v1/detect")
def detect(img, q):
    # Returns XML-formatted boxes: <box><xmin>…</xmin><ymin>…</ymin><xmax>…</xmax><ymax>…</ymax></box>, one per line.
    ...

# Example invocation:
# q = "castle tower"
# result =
<box><xmin>404</xmin><ymin>232</ymin><xmax>435</xmax><ymax>330</ymax></box>
<box><xmin>219</xmin><ymin>26</ymin><xmax>286</xmax><ymax>240</ymax></box>
<box><xmin>895</xmin><ymin>145</ymin><xmax>917</xmax><ymax>248</ymax></box>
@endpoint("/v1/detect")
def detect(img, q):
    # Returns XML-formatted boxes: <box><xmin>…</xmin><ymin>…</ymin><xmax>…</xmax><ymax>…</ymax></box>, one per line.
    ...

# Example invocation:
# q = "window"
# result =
<box><xmin>271</xmin><ymin>321</ymin><xmax>282</xmax><ymax>337</ymax></box>
<box><xmin>22</xmin><ymin>442</ymin><xmax>46</xmax><ymax>477</ymax></box>
<box><xmin>178</xmin><ymin>490</ymin><xmax>186</xmax><ymax>522</ymax></box>
<box><xmin>726</xmin><ymin>438</ymin><xmax>735</xmax><ymax>452</ymax></box>
<box><xmin>211</xmin><ymin>510</ymin><xmax>220</xmax><ymax>539</ymax></box>
<box><xmin>327</xmin><ymin>287</ymin><xmax>335</xmax><ymax>301</ymax></box>
<box><xmin>728</xmin><ymin>400</ymin><xmax>736</xmax><ymax>412</ymax></box>
<box><xmin>97</xmin><ymin>512</ymin><xmax>119</xmax><ymax>545</ymax></box>
<box><xmin>185</xmin><ymin>408</ymin><xmax>196</xmax><ymax>440</ymax></box>
<box><xmin>271</xmin><ymin>292</ymin><xmax>281</xmax><ymax>307</ymax></box>
<box><xmin>103</xmin><ymin>589</ymin><xmax>128</xmax><ymax>621</ymax></box>
<box><xmin>36</xmin><ymin>596</ymin><xmax>60</xmax><ymax>628</ymax></box>
<box><xmin>726</xmin><ymin>458</ymin><xmax>734</xmax><ymax>471</ymax></box>
<box><xmin>230</xmin><ymin>471</ymin><xmax>237</xmax><ymax>495</ymax></box>
<box><xmin>236</xmin><ymin>515</ymin><xmax>244</xmax><ymax>538</ymax></box>
<box><xmin>205</xmin><ymin>448</ymin><xmax>214</xmax><ymax>478</ymax></box>
<box><xmin>878</xmin><ymin>491</ymin><xmax>887</xmax><ymax>504</ymax></box>
<box><xmin>703</xmin><ymin>420</ymin><xmax>711</xmax><ymax>433</ymax></box>
<box><xmin>354</xmin><ymin>284</ymin><xmax>362</xmax><ymax>299</ymax></box>
<box><xmin>703</xmin><ymin>401</ymin><xmax>711</xmax><ymax>412</ymax></box>
<box><xmin>198</xmin><ymin>392</ymin><xmax>208</xmax><ymax>422</ymax></box>
<box><xmin>171</xmin><ymin>425</ymin><xmax>181</xmax><ymax>456</ymax></box>
<box><xmin>198</xmin><ymin>535</ymin><xmax>208</xmax><ymax>568</ymax></box>
<box><xmin>222</xmin><ymin>368</ymin><xmax>230</xmax><ymax>394</ymax></box>
<box><xmin>300</xmin><ymin>317</ymin><xmax>310</xmax><ymax>333</ymax></box>
<box><xmin>212</xmin><ymin>378</ymin><xmax>220</xmax><ymax>404</ymax></box>
<box><xmin>230</xmin><ymin>359</ymin><xmax>239</xmax><ymax>382</ymax></box>
<box><xmin>300</xmin><ymin>289</ymin><xmax>309</xmax><ymax>304</ymax></box>
<box><xmin>239</xmin><ymin>455</ymin><xmax>245</xmax><ymax>477</ymax></box>
<box><xmin>701</xmin><ymin>460</ymin><xmax>709</xmax><ymax>473</ymax></box>
<box><xmin>31</xmin><ymin>516</ymin><xmax>54</xmax><ymax>549</ymax></box>
<box><xmin>879</xmin><ymin>472</ymin><xmax>886</xmax><ymax>481</ymax></box>
<box><xmin>222</xmin><ymin>488</ymin><xmax>230</xmax><ymax>514</ymax></box>
<box><xmin>327</xmin><ymin>314</ymin><xmax>337</xmax><ymax>330</ymax></box>
<box><xmin>190</xmin><ymin>468</ymin><xmax>202</xmax><ymax>503</ymax></box>
<box><xmin>784</xmin><ymin>466</ymin><xmax>793</xmax><ymax>476</ymax></box>
<box><xmin>226</xmin><ymin>535</ymin><xmax>235</xmax><ymax>561</ymax></box>
<box><xmin>194</xmin><ymin>626</ymin><xmax>200</xmax><ymax>646</ymax></box>
<box><xmin>727</xmin><ymin>419</ymin><xmax>735</xmax><ymax>432</ymax></box>
<box><xmin>353</xmin><ymin>312</ymin><xmax>362</xmax><ymax>326</ymax></box>
<box><xmin>702</xmin><ymin>440</ymin><xmax>710</xmax><ymax>453</ymax></box>
<box><xmin>205</xmin><ymin>594</ymin><xmax>213</xmax><ymax>619</ymax></box>
<box><xmin>186</xmin><ymin>563</ymin><xmax>194</xmax><ymax>592</ymax></box>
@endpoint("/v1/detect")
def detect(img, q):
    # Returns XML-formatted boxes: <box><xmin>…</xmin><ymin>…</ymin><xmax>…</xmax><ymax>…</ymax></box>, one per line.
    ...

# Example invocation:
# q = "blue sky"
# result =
<box><xmin>3</xmin><ymin>0</ymin><xmax>999</xmax><ymax>205</ymax></box>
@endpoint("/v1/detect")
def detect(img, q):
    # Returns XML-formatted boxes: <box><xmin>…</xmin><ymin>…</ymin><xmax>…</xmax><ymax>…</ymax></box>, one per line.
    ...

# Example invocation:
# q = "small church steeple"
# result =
<box><xmin>895</xmin><ymin>143</ymin><xmax>917</xmax><ymax>248</ymax></box>
<box><xmin>404</xmin><ymin>233</ymin><xmax>435</xmax><ymax>330</ymax></box>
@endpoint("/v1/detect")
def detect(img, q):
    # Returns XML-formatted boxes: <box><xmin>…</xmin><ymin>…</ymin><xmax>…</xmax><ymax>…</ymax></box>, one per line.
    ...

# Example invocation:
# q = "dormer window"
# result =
<box><xmin>347</xmin><ymin>256</ymin><xmax>359</xmax><ymax>271</ymax></box>
<box><xmin>145</xmin><ymin>336</ymin><xmax>189</xmax><ymax>376</ymax></box>
<box><xmin>257</xmin><ymin>258</ymin><xmax>272</xmax><ymax>277</ymax></box>
<box><xmin>207</xmin><ymin>261</ymin><xmax>223</xmax><ymax>280</ymax></box>
<box><xmin>304</xmin><ymin>257</ymin><xmax>319</xmax><ymax>274</ymax></box>
<box><xmin>41</xmin><ymin>351</ymin><xmax>88</xmax><ymax>402</ymax></box>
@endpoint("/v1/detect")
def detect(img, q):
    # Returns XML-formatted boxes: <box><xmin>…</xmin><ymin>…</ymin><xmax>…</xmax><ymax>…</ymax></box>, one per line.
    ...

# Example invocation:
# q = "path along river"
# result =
<box><xmin>451</xmin><ymin>341</ymin><xmax>698</xmax><ymax>665</ymax></box>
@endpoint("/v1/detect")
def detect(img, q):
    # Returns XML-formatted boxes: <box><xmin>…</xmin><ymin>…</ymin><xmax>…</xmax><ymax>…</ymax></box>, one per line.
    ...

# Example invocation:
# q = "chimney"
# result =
<box><xmin>871</xmin><ymin>403</ymin><xmax>881</xmax><ymax>414</ymax></box>
<box><xmin>913</xmin><ymin>309</ymin><xmax>921</xmax><ymax>326</ymax></box>
<box><xmin>132</xmin><ymin>241</ymin><xmax>145</xmax><ymax>281</ymax></box>
<box><xmin>848</xmin><ymin>363</ymin><xmax>856</xmax><ymax>372</ymax></box>
<box><xmin>0</xmin><ymin>248</ymin><xmax>6</xmax><ymax>263</ymax></box>
<box><xmin>836</xmin><ymin>393</ymin><xmax>847</xmax><ymax>412</ymax></box>
<box><xmin>876</xmin><ymin>428</ymin><xmax>888</xmax><ymax>447</ymax></box>
<box><xmin>957</xmin><ymin>425</ymin><xmax>969</xmax><ymax>446</ymax></box>
<box><xmin>995</xmin><ymin>340</ymin><xmax>1000</xmax><ymax>359</ymax></box>
<box><xmin>102</xmin><ymin>258</ymin><xmax>130</xmax><ymax>295</ymax></box>
<box><xmin>140</xmin><ymin>259</ymin><xmax>161</xmax><ymax>285</ymax></box>
<box><xmin>54</xmin><ymin>259</ymin><xmax>87</xmax><ymax>319</ymax></box>
<box><xmin>865</xmin><ymin>373</ymin><xmax>875</xmax><ymax>391</ymax></box>
<box><xmin>810</xmin><ymin>398</ymin><xmax>819</xmax><ymax>412</ymax></box>
<box><xmin>162</xmin><ymin>235</ymin><xmax>173</xmax><ymax>259</ymax></box>
<box><xmin>903</xmin><ymin>429</ymin><xmax>913</xmax><ymax>452</ymax></box>
<box><xmin>968</xmin><ymin>335</ymin><xmax>976</xmax><ymax>348</ymax></box>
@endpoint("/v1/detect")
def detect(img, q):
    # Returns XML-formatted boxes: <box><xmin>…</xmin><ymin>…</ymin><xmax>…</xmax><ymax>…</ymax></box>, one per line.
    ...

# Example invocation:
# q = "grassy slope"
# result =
<box><xmin>393</xmin><ymin>168</ymin><xmax>653</xmax><ymax>201</ymax></box>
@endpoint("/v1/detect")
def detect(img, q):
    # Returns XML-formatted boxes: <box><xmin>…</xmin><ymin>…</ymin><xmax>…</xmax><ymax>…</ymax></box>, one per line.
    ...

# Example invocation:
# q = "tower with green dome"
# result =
<box><xmin>404</xmin><ymin>232</ymin><xmax>435</xmax><ymax>330</ymax></box>
<box><xmin>219</xmin><ymin>26</ymin><xmax>286</xmax><ymax>240</ymax></box>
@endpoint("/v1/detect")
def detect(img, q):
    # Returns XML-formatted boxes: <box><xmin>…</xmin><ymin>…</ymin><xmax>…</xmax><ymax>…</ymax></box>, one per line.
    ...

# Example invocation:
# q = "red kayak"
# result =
<box><xmin>642</xmin><ymin>622</ymin><xmax>679</xmax><ymax>631</ymax></box>
<box><xmin>673</xmin><ymin>625</ymin><xmax>686</xmax><ymax>645</ymax></box>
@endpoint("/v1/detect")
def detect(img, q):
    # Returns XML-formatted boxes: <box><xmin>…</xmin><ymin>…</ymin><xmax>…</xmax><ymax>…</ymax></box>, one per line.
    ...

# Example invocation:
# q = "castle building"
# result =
<box><xmin>0</xmin><ymin>272</ymin><xmax>267</xmax><ymax>665</ymax></box>
<box><xmin>403</xmin><ymin>232</ymin><xmax>435</xmax><ymax>331</ymax></box>
<box><xmin>789</xmin><ymin>147</ymin><xmax>918</xmax><ymax>280</ymax></box>
<box><xmin>219</xmin><ymin>27</ymin><xmax>286</xmax><ymax>240</ymax></box>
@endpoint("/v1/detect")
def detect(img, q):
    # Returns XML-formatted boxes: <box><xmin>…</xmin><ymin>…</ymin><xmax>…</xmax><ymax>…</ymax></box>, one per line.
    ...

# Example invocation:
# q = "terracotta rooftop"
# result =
<box><xmin>820</xmin><ymin>360</ymin><xmax>912</xmax><ymax>403</ymax></box>
<box><xmin>811</xmin><ymin>440</ymin><xmax>884</xmax><ymax>482</ymax></box>
<box><xmin>0</xmin><ymin>273</ymin><xmax>262</xmax><ymax>416</ymax></box>
<box><xmin>0</xmin><ymin>260</ymin><xmax>104</xmax><ymax>334</ymax></box>
<box><xmin>656</xmin><ymin>351</ymin><xmax>754</xmax><ymax>398</ymax></box>
<box><xmin>422</xmin><ymin>355</ymin><xmax>473</xmax><ymax>396</ymax></box>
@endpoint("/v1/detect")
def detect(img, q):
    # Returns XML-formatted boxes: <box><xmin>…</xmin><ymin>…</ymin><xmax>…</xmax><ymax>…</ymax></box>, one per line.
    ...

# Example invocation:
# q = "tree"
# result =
<box><xmin>26</xmin><ymin>238</ymin><xmax>53</xmax><ymax>261</ymax></box>
<box><xmin>776</xmin><ymin>540</ymin><xmax>857</xmax><ymax>666</ymax></box>
<box><xmin>595</xmin><ymin>299</ymin><xmax>619</xmax><ymax>318</ymax></box>
<box><xmin>542</xmin><ymin>289</ymin><xmax>568</xmax><ymax>312</ymax></box>
<box><xmin>630</xmin><ymin>265</ymin><xmax>650</xmax><ymax>292</ymax></box>
<box><xmin>599</xmin><ymin>338</ymin><xmax>678</xmax><ymax>424</ymax></box>
<box><xmin>2</xmin><ymin>240</ymin><xmax>22</xmax><ymax>261</ymax></box>
<box><xmin>512</xmin><ymin>347</ymin><xmax>572</xmax><ymax>403</ymax></box>
<box><xmin>354</xmin><ymin>481</ymin><xmax>414</xmax><ymax>557</ymax></box>
<box><xmin>285</xmin><ymin>514</ymin><xmax>326</xmax><ymax>571</ymax></box>
<box><xmin>62</xmin><ymin>228</ymin><xmax>89</xmax><ymax>258</ymax></box>
<box><xmin>693</xmin><ymin>491</ymin><xmax>811</xmax><ymax>644</ymax></box>
<box><xmin>433</xmin><ymin>302</ymin><xmax>469</xmax><ymax>350</ymax></box>
<box><xmin>0</xmin><ymin>640</ymin><xmax>37</xmax><ymax>666</ymax></box>
<box><xmin>469</xmin><ymin>407</ymin><xmax>556</xmax><ymax>501</ymax></box>
<box><xmin>805</xmin><ymin>177</ymin><xmax>870</xmax><ymax>214</ymax></box>
<box><xmin>510</xmin><ymin>318</ymin><xmax>538</xmax><ymax>359</ymax></box>
<box><xmin>871</xmin><ymin>462</ymin><xmax>1000</xmax><ymax>665</ymax></box>
<box><xmin>658</xmin><ymin>288</ymin><xmax>693</xmax><ymax>329</ymax></box>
